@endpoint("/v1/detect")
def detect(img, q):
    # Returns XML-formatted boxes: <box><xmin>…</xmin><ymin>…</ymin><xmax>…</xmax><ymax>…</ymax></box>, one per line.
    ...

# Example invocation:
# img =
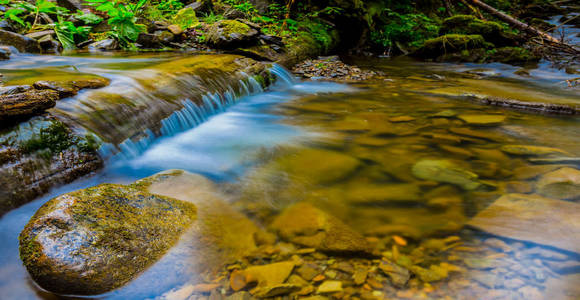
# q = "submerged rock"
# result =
<box><xmin>270</xmin><ymin>202</ymin><xmax>372</xmax><ymax>254</ymax></box>
<box><xmin>457</xmin><ymin>114</ymin><xmax>506</xmax><ymax>126</ymax></box>
<box><xmin>412</xmin><ymin>159</ymin><xmax>481</xmax><ymax>190</ymax></box>
<box><xmin>536</xmin><ymin>167</ymin><xmax>580</xmax><ymax>200</ymax></box>
<box><xmin>19</xmin><ymin>184</ymin><xmax>196</xmax><ymax>295</ymax></box>
<box><xmin>274</xmin><ymin>148</ymin><xmax>360</xmax><ymax>185</ymax></box>
<box><xmin>468</xmin><ymin>193</ymin><xmax>580</xmax><ymax>253</ymax></box>
<box><xmin>500</xmin><ymin>145</ymin><xmax>571</xmax><ymax>156</ymax></box>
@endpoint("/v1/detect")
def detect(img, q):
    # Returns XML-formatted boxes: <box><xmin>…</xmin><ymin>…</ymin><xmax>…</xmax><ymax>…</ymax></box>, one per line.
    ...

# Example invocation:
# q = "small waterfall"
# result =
<box><xmin>269</xmin><ymin>63</ymin><xmax>297</xmax><ymax>86</ymax></box>
<box><xmin>103</xmin><ymin>66</ymin><xmax>295</xmax><ymax>160</ymax></box>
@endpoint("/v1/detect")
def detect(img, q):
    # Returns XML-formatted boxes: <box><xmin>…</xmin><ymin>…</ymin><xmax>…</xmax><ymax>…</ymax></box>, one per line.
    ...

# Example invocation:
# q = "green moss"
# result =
<box><xmin>220</xmin><ymin>20</ymin><xmax>251</xmax><ymax>36</ymax></box>
<box><xmin>441</xmin><ymin>15</ymin><xmax>503</xmax><ymax>36</ymax></box>
<box><xmin>171</xmin><ymin>7</ymin><xmax>198</xmax><ymax>30</ymax></box>
<box><xmin>415</xmin><ymin>34</ymin><xmax>493</xmax><ymax>58</ymax></box>
<box><xmin>20</xmin><ymin>120</ymin><xmax>101</xmax><ymax>156</ymax></box>
<box><xmin>19</xmin><ymin>183</ymin><xmax>196</xmax><ymax>295</ymax></box>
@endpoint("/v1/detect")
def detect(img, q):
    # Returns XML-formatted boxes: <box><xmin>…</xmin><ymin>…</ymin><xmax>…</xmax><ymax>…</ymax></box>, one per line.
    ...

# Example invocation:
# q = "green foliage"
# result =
<box><xmin>224</xmin><ymin>0</ymin><xmax>257</xmax><ymax>15</ymax></box>
<box><xmin>86</xmin><ymin>0</ymin><xmax>148</xmax><ymax>43</ymax></box>
<box><xmin>370</xmin><ymin>10</ymin><xmax>439</xmax><ymax>49</ymax></box>
<box><xmin>203</xmin><ymin>11</ymin><xmax>224</xmax><ymax>24</ymax></box>
<box><xmin>55</xmin><ymin>18</ymin><xmax>91</xmax><ymax>50</ymax></box>
<box><xmin>73</xmin><ymin>11</ymin><xmax>104</xmax><ymax>25</ymax></box>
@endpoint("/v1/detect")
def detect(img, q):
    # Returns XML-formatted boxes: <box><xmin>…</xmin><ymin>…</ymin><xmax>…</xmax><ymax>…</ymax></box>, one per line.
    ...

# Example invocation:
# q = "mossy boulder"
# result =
<box><xmin>440</xmin><ymin>15</ymin><xmax>518</xmax><ymax>46</ymax></box>
<box><xmin>207</xmin><ymin>20</ymin><xmax>259</xmax><ymax>49</ymax></box>
<box><xmin>270</xmin><ymin>202</ymin><xmax>373</xmax><ymax>254</ymax></box>
<box><xmin>19</xmin><ymin>184</ymin><xmax>196</xmax><ymax>295</ymax></box>
<box><xmin>171</xmin><ymin>7</ymin><xmax>199</xmax><ymax>30</ymax></box>
<box><xmin>413</xmin><ymin>34</ymin><xmax>493</xmax><ymax>59</ymax></box>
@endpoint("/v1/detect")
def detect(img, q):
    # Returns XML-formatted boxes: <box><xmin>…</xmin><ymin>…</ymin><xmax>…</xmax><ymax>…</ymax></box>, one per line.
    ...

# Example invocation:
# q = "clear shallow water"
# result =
<box><xmin>0</xmin><ymin>54</ymin><xmax>579</xmax><ymax>299</ymax></box>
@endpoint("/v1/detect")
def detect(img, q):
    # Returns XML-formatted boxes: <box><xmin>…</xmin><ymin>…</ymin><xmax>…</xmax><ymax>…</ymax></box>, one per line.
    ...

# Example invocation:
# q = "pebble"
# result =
<box><xmin>316</xmin><ymin>281</ymin><xmax>343</xmax><ymax>294</ymax></box>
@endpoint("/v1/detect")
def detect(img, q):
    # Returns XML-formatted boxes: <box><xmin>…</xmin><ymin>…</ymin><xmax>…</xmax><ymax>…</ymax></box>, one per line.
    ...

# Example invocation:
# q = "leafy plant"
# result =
<box><xmin>54</xmin><ymin>17</ymin><xmax>91</xmax><ymax>50</ymax></box>
<box><xmin>86</xmin><ymin>0</ymin><xmax>148</xmax><ymax>44</ymax></box>
<box><xmin>371</xmin><ymin>10</ymin><xmax>439</xmax><ymax>49</ymax></box>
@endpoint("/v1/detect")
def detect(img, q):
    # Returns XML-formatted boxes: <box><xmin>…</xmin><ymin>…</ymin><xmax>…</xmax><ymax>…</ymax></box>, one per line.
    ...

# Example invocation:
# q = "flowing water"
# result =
<box><xmin>0</xmin><ymin>53</ymin><xmax>579</xmax><ymax>299</ymax></box>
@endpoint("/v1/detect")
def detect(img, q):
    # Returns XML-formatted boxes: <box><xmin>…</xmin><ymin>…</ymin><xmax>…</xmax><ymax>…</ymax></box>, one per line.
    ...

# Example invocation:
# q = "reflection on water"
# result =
<box><xmin>0</xmin><ymin>55</ymin><xmax>579</xmax><ymax>299</ymax></box>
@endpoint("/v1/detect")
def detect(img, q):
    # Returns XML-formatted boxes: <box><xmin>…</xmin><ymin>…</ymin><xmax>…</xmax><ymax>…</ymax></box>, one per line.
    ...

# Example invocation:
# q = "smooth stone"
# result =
<box><xmin>19</xmin><ymin>183</ymin><xmax>196</xmax><ymax>295</ymax></box>
<box><xmin>439</xmin><ymin>144</ymin><xmax>474</xmax><ymax>158</ymax></box>
<box><xmin>252</xmin><ymin>284</ymin><xmax>301</xmax><ymax>298</ymax></box>
<box><xmin>512</xmin><ymin>164</ymin><xmax>566</xmax><ymax>180</ymax></box>
<box><xmin>352</xmin><ymin>268</ymin><xmax>368</xmax><ymax>285</ymax></box>
<box><xmin>536</xmin><ymin>167</ymin><xmax>580</xmax><ymax>200</ymax></box>
<box><xmin>270</xmin><ymin>202</ymin><xmax>372</xmax><ymax>254</ymax></box>
<box><xmin>389</xmin><ymin>115</ymin><xmax>416</xmax><ymax>122</ymax></box>
<box><xmin>344</xmin><ymin>183</ymin><xmax>423</xmax><ymax>205</ymax></box>
<box><xmin>468</xmin><ymin>193</ymin><xmax>580</xmax><ymax>253</ymax></box>
<box><xmin>412</xmin><ymin>159</ymin><xmax>481</xmax><ymax>190</ymax></box>
<box><xmin>410</xmin><ymin>264</ymin><xmax>448</xmax><ymax>282</ymax></box>
<box><xmin>168</xmin><ymin>24</ymin><xmax>183</xmax><ymax>35</ymax></box>
<box><xmin>141</xmin><ymin>170</ymin><xmax>264</xmax><ymax>274</ymax></box>
<box><xmin>241</xmin><ymin>261</ymin><xmax>296</xmax><ymax>287</ymax></box>
<box><xmin>430</xmin><ymin>109</ymin><xmax>458</xmax><ymax>118</ymax></box>
<box><xmin>275</xmin><ymin>148</ymin><xmax>360</xmax><ymax>185</ymax></box>
<box><xmin>0</xmin><ymin>29</ymin><xmax>41</xmax><ymax>53</ymax></box>
<box><xmin>316</xmin><ymin>281</ymin><xmax>343</xmax><ymax>294</ymax></box>
<box><xmin>207</xmin><ymin>20</ymin><xmax>259</xmax><ymax>49</ymax></box>
<box><xmin>378</xmin><ymin>260</ymin><xmax>410</xmax><ymax>287</ymax></box>
<box><xmin>458</xmin><ymin>114</ymin><xmax>506</xmax><ymax>126</ymax></box>
<box><xmin>0</xmin><ymin>89</ymin><xmax>58</xmax><ymax>119</ymax></box>
<box><xmin>500</xmin><ymin>145</ymin><xmax>571</xmax><ymax>156</ymax></box>
<box><xmin>449</xmin><ymin>127</ymin><xmax>502</xmax><ymax>141</ymax></box>
<box><xmin>88</xmin><ymin>38</ymin><xmax>119</xmax><ymax>51</ymax></box>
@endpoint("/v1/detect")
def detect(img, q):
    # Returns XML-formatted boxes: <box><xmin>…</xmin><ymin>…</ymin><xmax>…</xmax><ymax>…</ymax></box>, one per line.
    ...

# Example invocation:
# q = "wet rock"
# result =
<box><xmin>345</xmin><ymin>183</ymin><xmax>422</xmax><ymax>205</ymax></box>
<box><xmin>410</xmin><ymin>264</ymin><xmax>449</xmax><ymax>282</ymax></box>
<box><xmin>316</xmin><ymin>281</ymin><xmax>342</xmax><ymax>294</ymax></box>
<box><xmin>458</xmin><ymin>114</ymin><xmax>506</xmax><ymax>126</ymax></box>
<box><xmin>88</xmin><ymin>38</ymin><xmax>119</xmax><ymax>51</ymax></box>
<box><xmin>500</xmin><ymin>145</ymin><xmax>570</xmax><ymax>156</ymax></box>
<box><xmin>270</xmin><ymin>202</ymin><xmax>372</xmax><ymax>254</ymax></box>
<box><xmin>136</xmin><ymin>33</ymin><xmax>162</xmax><ymax>49</ymax></box>
<box><xmin>168</xmin><ymin>24</ymin><xmax>183</xmax><ymax>35</ymax></box>
<box><xmin>234</xmin><ymin>261</ymin><xmax>295</xmax><ymax>290</ymax></box>
<box><xmin>296</xmin><ymin>263</ymin><xmax>321</xmax><ymax>281</ymax></box>
<box><xmin>19</xmin><ymin>184</ymin><xmax>196</xmax><ymax>295</ymax></box>
<box><xmin>468</xmin><ymin>193</ymin><xmax>580</xmax><ymax>253</ymax></box>
<box><xmin>207</xmin><ymin>20</ymin><xmax>258</xmax><ymax>49</ymax></box>
<box><xmin>252</xmin><ymin>284</ymin><xmax>301</xmax><ymax>297</ymax></box>
<box><xmin>140</xmin><ymin>170</ymin><xmax>264</xmax><ymax>274</ymax></box>
<box><xmin>0</xmin><ymin>89</ymin><xmax>58</xmax><ymax>120</ymax></box>
<box><xmin>33</xmin><ymin>80</ymin><xmax>77</xmax><ymax>98</ymax></box>
<box><xmin>0</xmin><ymin>46</ymin><xmax>10</xmax><ymax>60</ymax></box>
<box><xmin>352</xmin><ymin>268</ymin><xmax>368</xmax><ymax>285</ymax></box>
<box><xmin>412</xmin><ymin>159</ymin><xmax>481</xmax><ymax>190</ymax></box>
<box><xmin>0</xmin><ymin>29</ymin><xmax>41</xmax><ymax>53</ymax></box>
<box><xmin>155</xmin><ymin>30</ymin><xmax>175</xmax><ymax>43</ymax></box>
<box><xmin>275</xmin><ymin>148</ymin><xmax>360</xmax><ymax>185</ymax></box>
<box><xmin>536</xmin><ymin>167</ymin><xmax>580</xmax><ymax>200</ymax></box>
<box><xmin>388</xmin><ymin>115</ymin><xmax>415</xmax><ymax>123</ymax></box>
<box><xmin>378</xmin><ymin>260</ymin><xmax>410</xmax><ymax>287</ymax></box>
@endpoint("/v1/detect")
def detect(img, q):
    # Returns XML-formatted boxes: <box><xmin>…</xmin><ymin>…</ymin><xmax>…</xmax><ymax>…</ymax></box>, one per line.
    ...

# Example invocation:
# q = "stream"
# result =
<box><xmin>0</xmin><ymin>52</ymin><xmax>579</xmax><ymax>299</ymax></box>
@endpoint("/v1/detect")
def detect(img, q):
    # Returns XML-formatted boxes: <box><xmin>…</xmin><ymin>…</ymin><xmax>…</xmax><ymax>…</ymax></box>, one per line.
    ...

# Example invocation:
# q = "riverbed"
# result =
<box><xmin>0</xmin><ymin>53</ymin><xmax>579</xmax><ymax>299</ymax></box>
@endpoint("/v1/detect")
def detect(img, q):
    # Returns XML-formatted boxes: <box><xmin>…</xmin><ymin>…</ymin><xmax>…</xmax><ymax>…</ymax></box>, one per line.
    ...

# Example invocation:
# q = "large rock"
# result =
<box><xmin>468</xmin><ymin>193</ymin><xmax>580</xmax><ymax>253</ymax></box>
<box><xmin>412</xmin><ymin>159</ymin><xmax>481</xmax><ymax>190</ymax></box>
<box><xmin>0</xmin><ymin>89</ymin><xmax>58</xmax><ymax>120</ymax></box>
<box><xmin>270</xmin><ymin>202</ymin><xmax>372</xmax><ymax>254</ymax></box>
<box><xmin>137</xmin><ymin>170</ymin><xmax>264</xmax><ymax>274</ymax></box>
<box><xmin>274</xmin><ymin>148</ymin><xmax>360</xmax><ymax>185</ymax></box>
<box><xmin>536</xmin><ymin>167</ymin><xmax>580</xmax><ymax>200</ymax></box>
<box><xmin>207</xmin><ymin>19</ymin><xmax>259</xmax><ymax>48</ymax></box>
<box><xmin>0</xmin><ymin>29</ymin><xmax>42</xmax><ymax>53</ymax></box>
<box><xmin>19</xmin><ymin>184</ymin><xmax>196</xmax><ymax>295</ymax></box>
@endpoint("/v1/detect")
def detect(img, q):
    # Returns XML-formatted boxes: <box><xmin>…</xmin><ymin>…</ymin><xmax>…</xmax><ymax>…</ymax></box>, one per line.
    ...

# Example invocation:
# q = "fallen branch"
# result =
<box><xmin>466</xmin><ymin>0</ymin><xmax>579</xmax><ymax>54</ymax></box>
